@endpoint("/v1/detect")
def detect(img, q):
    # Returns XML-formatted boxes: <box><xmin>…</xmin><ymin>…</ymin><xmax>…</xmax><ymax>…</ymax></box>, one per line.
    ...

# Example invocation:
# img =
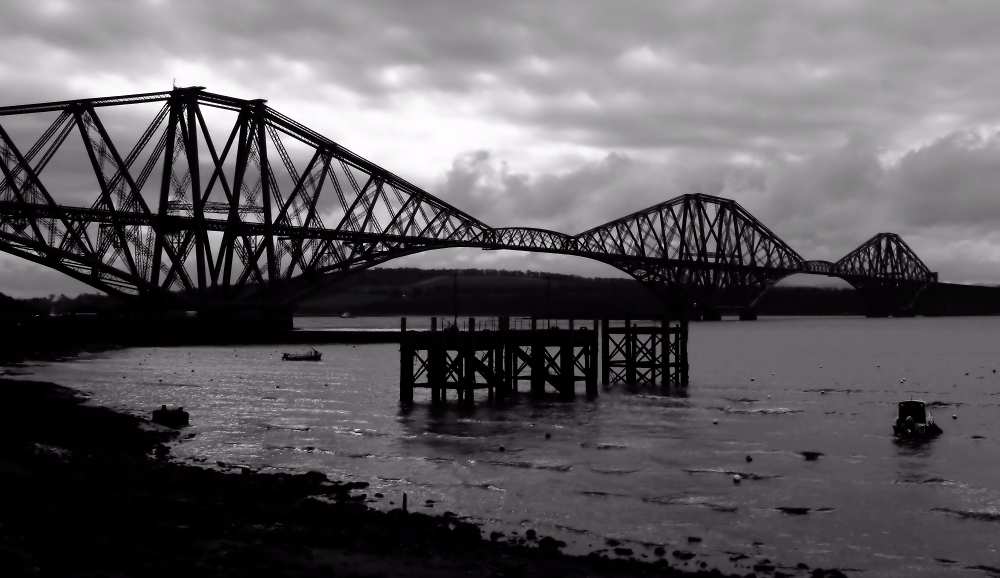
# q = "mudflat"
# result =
<box><xmin>0</xmin><ymin>377</ymin><xmax>744</xmax><ymax>578</ymax></box>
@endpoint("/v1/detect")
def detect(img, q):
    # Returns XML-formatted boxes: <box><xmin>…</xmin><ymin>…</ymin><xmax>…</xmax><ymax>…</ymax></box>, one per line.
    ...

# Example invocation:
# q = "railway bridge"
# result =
<box><xmin>0</xmin><ymin>87</ymin><xmax>937</xmax><ymax>319</ymax></box>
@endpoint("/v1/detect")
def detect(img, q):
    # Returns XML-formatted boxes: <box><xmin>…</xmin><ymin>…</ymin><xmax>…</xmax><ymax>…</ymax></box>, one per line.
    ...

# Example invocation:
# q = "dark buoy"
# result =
<box><xmin>545</xmin><ymin>433</ymin><xmax>551</xmax><ymax>439</ymax></box>
<box><xmin>746</xmin><ymin>455</ymin><xmax>753</xmax><ymax>462</ymax></box>
<box><xmin>499</xmin><ymin>446</ymin><xmax>505</xmax><ymax>452</ymax></box>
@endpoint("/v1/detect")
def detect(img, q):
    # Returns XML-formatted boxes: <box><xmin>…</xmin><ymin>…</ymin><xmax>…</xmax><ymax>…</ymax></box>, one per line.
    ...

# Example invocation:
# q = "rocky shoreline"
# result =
<box><xmin>0</xmin><ymin>377</ymin><xmax>749</xmax><ymax>577</ymax></box>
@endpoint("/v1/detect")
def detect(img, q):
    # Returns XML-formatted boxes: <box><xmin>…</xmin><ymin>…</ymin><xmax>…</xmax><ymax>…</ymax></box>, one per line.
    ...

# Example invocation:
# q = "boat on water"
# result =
<box><xmin>282</xmin><ymin>347</ymin><xmax>322</xmax><ymax>361</ymax></box>
<box><xmin>892</xmin><ymin>399</ymin><xmax>943</xmax><ymax>437</ymax></box>
<box><xmin>151</xmin><ymin>405</ymin><xmax>189</xmax><ymax>428</ymax></box>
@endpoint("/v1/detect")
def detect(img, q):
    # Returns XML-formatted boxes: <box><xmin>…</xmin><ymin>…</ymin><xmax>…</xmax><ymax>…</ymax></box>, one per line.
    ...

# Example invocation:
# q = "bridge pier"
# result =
<box><xmin>601</xmin><ymin>318</ymin><xmax>688</xmax><ymax>387</ymax></box>
<box><xmin>400</xmin><ymin>317</ymin><xmax>598</xmax><ymax>405</ymax></box>
<box><xmin>700</xmin><ymin>310</ymin><xmax>723</xmax><ymax>321</ymax></box>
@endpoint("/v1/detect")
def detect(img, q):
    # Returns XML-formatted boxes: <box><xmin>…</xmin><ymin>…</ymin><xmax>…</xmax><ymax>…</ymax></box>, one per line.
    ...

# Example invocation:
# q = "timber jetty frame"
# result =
<box><xmin>399</xmin><ymin>316</ymin><xmax>688</xmax><ymax>405</ymax></box>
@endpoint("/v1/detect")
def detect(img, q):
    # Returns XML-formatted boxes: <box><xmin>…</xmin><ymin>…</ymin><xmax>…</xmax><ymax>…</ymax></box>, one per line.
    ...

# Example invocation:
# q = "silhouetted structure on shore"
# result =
<box><xmin>400</xmin><ymin>317</ymin><xmax>687</xmax><ymax>405</ymax></box>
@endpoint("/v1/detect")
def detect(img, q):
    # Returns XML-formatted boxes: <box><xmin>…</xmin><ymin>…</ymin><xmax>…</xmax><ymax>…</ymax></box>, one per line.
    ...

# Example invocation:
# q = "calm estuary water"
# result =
<box><xmin>11</xmin><ymin>316</ymin><xmax>1000</xmax><ymax>576</ymax></box>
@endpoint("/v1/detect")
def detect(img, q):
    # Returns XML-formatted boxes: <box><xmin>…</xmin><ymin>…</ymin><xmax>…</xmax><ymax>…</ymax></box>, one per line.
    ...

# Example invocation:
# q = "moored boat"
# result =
<box><xmin>151</xmin><ymin>405</ymin><xmax>189</xmax><ymax>428</ymax></box>
<box><xmin>892</xmin><ymin>399</ymin><xmax>942</xmax><ymax>437</ymax></box>
<box><xmin>282</xmin><ymin>347</ymin><xmax>322</xmax><ymax>361</ymax></box>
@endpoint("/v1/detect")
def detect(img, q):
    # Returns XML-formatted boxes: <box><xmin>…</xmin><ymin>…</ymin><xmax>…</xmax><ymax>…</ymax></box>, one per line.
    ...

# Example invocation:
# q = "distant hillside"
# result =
<box><xmin>0</xmin><ymin>268</ymin><xmax>871</xmax><ymax>318</ymax></box>
<box><xmin>296</xmin><ymin>268</ymin><xmax>866</xmax><ymax>317</ymax></box>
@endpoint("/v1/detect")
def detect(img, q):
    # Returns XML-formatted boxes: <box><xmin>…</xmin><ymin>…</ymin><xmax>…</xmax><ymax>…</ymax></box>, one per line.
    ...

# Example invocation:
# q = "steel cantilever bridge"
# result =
<box><xmin>0</xmin><ymin>87</ymin><xmax>937</xmax><ymax>319</ymax></box>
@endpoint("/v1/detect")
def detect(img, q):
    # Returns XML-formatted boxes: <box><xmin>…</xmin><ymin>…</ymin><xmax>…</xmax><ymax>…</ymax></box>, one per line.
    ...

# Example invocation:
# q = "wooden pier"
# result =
<box><xmin>601</xmin><ymin>318</ymin><xmax>688</xmax><ymax>387</ymax></box>
<box><xmin>399</xmin><ymin>317</ymin><xmax>598</xmax><ymax>404</ymax></box>
<box><xmin>400</xmin><ymin>316</ymin><xmax>688</xmax><ymax>404</ymax></box>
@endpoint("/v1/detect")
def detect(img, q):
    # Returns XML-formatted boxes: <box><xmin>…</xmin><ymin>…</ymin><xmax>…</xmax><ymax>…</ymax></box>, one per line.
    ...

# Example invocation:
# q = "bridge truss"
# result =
<box><xmin>0</xmin><ymin>88</ymin><xmax>936</xmax><ymax>317</ymax></box>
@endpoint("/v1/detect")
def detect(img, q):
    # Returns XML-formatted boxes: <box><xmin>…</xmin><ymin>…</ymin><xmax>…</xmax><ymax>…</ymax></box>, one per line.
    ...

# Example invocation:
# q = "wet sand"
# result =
<box><xmin>0</xmin><ymin>377</ymin><xmax>777</xmax><ymax>578</ymax></box>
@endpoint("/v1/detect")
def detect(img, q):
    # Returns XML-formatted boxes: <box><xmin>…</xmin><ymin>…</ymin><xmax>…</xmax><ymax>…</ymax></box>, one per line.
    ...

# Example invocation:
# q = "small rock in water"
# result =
<box><xmin>545</xmin><ymin>433</ymin><xmax>551</xmax><ymax>439</ymax></box>
<box><xmin>499</xmin><ymin>446</ymin><xmax>505</xmax><ymax>452</ymax></box>
<box><xmin>538</xmin><ymin>536</ymin><xmax>565</xmax><ymax>550</ymax></box>
<box><xmin>746</xmin><ymin>455</ymin><xmax>753</xmax><ymax>462</ymax></box>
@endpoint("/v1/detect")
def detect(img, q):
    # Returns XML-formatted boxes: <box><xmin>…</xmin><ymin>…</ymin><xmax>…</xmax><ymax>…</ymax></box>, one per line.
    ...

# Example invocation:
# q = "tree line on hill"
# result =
<box><xmin>0</xmin><ymin>268</ymin><xmax>871</xmax><ymax>318</ymax></box>
<box><xmin>294</xmin><ymin>268</ymin><xmax>867</xmax><ymax>317</ymax></box>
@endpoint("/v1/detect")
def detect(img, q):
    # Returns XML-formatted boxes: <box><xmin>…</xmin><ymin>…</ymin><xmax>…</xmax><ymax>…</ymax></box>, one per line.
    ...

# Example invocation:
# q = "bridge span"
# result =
<box><xmin>0</xmin><ymin>87</ymin><xmax>939</xmax><ymax>318</ymax></box>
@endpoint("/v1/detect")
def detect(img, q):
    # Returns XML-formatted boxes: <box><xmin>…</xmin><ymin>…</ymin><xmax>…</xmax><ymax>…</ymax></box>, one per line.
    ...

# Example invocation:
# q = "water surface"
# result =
<box><xmin>14</xmin><ymin>316</ymin><xmax>1000</xmax><ymax>576</ymax></box>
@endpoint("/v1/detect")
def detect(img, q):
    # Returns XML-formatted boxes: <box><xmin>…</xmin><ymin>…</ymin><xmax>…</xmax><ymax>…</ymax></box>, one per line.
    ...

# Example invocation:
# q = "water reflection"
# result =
<box><xmin>613</xmin><ymin>383</ymin><xmax>690</xmax><ymax>398</ymax></box>
<box><xmin>14</xmin><ymin>316</ymin><xmax>1000</xmax><ymax>577</ymax></box>
<box><xmin>892</xmin><ymin>435</ymin><xmax>939</xmax><ymax>457</ymax></box>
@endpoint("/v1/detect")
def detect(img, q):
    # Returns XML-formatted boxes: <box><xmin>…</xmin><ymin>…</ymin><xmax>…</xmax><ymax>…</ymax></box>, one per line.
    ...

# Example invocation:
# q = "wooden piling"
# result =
<box><xmin>400</xmin><ymin>318</ymin><xmax>413</xmax><ymax>403</ymax></box>
<box><xmin>625</xmin><ymin>319</ymin><xmax>636</xmax><ymax>384</ymax></box>
<box><xmin>601</xmin><ymin>319</ymin><xmax>610</xmax><ymax>385</ymax></box>
<box><xmin>430</xmin><ymin>317</ymin><xmax>440</xmax><ymax>402</ymax></box>
<box><xmin>530</xmin><ymin>318</ymin><xmax>544</xmax><ymax>395</ymax></box>
<box><xmin>680</xmin><ymin>318</ymin><xmax>689</xmax><ymax>385</ymax></box>
<box><xmin>464</xmin><ymin>317</ymin><xmax>476</xmax><ymax>405</ymax></box>
<box><xmin>660</xmin><ymin>316</ymin><xmax>669</xmax><ymax>387</ymax></box>
<box><xmin>560</xmin><ymin>320</ymin><xmax>575</xmax><ymax>395</ymax></box>
<box><xmin>587</xmin><ymin>319</ymin><xmax>599</xmax><ymax>395</ymax></box>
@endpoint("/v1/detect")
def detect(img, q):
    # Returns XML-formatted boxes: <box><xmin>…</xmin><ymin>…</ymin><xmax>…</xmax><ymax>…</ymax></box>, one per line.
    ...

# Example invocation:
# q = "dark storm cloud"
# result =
<box><xmin>10</xmin><ymin>1</ymin><xmax>1000</xmax><ymax>152</ymax></box>
<box><xmin>2</xmin><ymin>0</ymin><xmax>1000</xmax><ymax>292</ymax></box>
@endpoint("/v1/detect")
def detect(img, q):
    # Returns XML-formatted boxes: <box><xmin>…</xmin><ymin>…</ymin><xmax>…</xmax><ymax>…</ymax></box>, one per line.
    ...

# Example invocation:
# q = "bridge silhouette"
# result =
<box><xmin>0</xmin><ymin>87</ymin><xmax>938</xmax><ymax>319</ymax></box>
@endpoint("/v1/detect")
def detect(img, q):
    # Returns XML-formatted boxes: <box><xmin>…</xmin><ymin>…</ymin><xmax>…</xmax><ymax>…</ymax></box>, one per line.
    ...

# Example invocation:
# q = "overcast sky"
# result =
<box><xmin>3</xmin><ymin>0</ymin><xmax>1000</xmax><ymax>296</ymax></box>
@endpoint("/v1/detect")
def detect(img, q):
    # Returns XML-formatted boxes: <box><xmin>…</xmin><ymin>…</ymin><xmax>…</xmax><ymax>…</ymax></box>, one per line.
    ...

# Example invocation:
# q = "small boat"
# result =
<box><xmin>892</xmin><ymin>399</ymin><xmax>943</xmax><ymax>437</ymax></box>
<box><xmin>340</xmin><ymin>311</ymin><xmax>354</xmax><ymax>318</ymax></box>
<box><xmin>282</xmin><ymin>347</ymin><xmax>322</xmax><ymax>361</ymax></box>
<box><xmin>152</xmin><ymin>405</ymin><xmax>189</xmax><ymax>428</ymax></box>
